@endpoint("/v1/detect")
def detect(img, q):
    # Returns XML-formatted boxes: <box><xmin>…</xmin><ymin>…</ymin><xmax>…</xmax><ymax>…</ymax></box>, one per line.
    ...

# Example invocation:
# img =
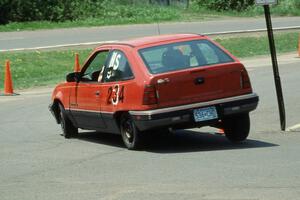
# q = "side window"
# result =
<box><xmin>81</xmin><ymin>50</ymin><xmax>109</xmax><ymax>82</ymax></box>
<box><xmin>102</xmin><ymin>50</ymin><xmax>134</xmax><ymax>83</ymax></box>
<box><xmin>197</xmin><ymin>43</ymin><xmax>220</xmax><ymax>65</ymax></box>
<box><xmin>196</xmin><ymin>40</ymin><xmax>233</xmax><ymax>65</ymax></box>
<box><xmin>140</xmin><ymin>47</ymin><xmax>166</xmax><ymax>74</ymax></box>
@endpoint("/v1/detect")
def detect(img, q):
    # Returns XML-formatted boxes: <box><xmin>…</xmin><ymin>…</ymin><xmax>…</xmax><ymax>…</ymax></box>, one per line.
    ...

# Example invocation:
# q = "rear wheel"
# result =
<box><xmin>120</xmin><ymin>114</ymin><xmax>142</xmax><ymax>150</ymax></box>
<box><xmin>58</xmin><ymin>103</ymin><xmax>78</xmax><ymax>139</ymax></box>
<box><xmin>223</xmin><ymin>113</ymin><xmax>250</xmax><ymax>143</ymax></box>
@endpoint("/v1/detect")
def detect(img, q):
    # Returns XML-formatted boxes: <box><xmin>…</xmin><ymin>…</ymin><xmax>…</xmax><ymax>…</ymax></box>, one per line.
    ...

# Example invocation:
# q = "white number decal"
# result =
<box><xmin>112</xmin><ymin>84</ymin><xmax>120</xmax><ymax>105</ymax></box>
<box><xmin>107</xmin><ymin>52</ymin><xmax>121</xmax><ymax>79</ymax></box>
<box><xmin>107</xmin><ymin>85</ymin><xmax>125</xmax><ymax>105</ymax></box>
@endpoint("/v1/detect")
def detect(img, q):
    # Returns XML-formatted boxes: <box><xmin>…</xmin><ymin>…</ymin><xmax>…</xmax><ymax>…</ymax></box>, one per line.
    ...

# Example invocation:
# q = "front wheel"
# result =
<box><xmin>223</xmin><ymin>113</ymin><xmax>250</xmax><ymax>143</ymax></box>
<box><xmin>120</xmin><ymin>114</ymin><xmax>142</xmax><ymax>150</ymax></box>
<box><xmin>58</xmin><ymin>103</ymin><xmax>78</xmax><ymax>139</ymax></box>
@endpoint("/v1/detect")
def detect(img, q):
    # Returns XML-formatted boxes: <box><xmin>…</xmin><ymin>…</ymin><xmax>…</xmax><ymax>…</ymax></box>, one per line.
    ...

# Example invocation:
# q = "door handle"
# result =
<box><xmin>157</xmin><ymin>78</ymin><xmax>170</xmax><ymax>84</ymax></box>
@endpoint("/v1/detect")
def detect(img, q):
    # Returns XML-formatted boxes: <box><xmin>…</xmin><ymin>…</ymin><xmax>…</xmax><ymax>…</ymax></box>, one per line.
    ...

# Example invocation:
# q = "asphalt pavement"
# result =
<box><xmin>0</xmin><ymin>53</ymin><xmax>299</xmax><ymax>200</ymax></box>
<box><xmin>0</xmin><ymin>16</ymin><xmax>300</xmax><ymax>51</ymax></box>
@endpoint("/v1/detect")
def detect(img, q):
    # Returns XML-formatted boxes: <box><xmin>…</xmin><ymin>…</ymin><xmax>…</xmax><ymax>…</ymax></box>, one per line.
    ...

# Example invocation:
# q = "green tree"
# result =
<box><xmin>193</xmin><ymin>0</ymin><xmax>255</xmax><ymax>11</ymax></box>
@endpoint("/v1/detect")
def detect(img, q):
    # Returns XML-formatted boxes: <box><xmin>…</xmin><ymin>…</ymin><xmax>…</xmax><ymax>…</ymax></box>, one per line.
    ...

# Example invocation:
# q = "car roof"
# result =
<box><xmin>98</xmin><ymin>34</ymin><xmax>205</xmax><ymax>49</ymax></box>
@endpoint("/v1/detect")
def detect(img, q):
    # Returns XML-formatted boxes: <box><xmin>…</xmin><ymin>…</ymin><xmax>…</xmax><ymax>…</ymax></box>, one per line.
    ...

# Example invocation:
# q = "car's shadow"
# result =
<box><xmin>76</xmin><ymin>131</ymin><xmax>125</xmax><ymax>148</ymax></box>
<box><xmin>75</xmin><ymin>129</ymin><xmax>278</xmax><ymax>153</ymax></box>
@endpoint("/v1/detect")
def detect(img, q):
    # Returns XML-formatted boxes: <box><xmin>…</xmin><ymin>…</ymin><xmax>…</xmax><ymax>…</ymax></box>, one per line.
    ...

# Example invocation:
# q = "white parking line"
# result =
<box><xmin>287</xmin><ymin>123</ymin><xmax>300</xmax><ymax>132</ymax></box>
<box><xmin>0</xmin><ymin>37</ymin><xmax>24</xmax><ymax>41</ymax></box>
<box><xmin>0</xmin><ymin>40</ymin><xmax>117</xmax><ymax>52</ymax></box>
<box><xmin>204</xmin><ymin>26</ymin><xmax>300</xmax><ymax>36</ymax></box>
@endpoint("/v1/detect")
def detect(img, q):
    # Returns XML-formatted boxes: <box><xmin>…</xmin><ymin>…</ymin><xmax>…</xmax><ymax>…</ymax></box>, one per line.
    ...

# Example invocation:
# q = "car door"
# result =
<box><xmin>99</xmin><ymin>49</ymin><xmax>135</xmax><ymax>120</ymax></box>
<box><xmin>69</xmin><ymin>49</ymin><xmax>110</xmax><ymax>130</ymax></box>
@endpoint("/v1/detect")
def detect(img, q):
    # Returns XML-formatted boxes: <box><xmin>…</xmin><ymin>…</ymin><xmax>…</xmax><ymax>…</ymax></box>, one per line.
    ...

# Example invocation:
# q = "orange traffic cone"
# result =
<box><xmin>1</xmin><ymin>60</ymin><xmax>17</xmax><ymax>96</ymax></box>
<box><xmin>74</xmin><ymin>53</ymin><xmax>81</xmax><ymax>72</ymax></box>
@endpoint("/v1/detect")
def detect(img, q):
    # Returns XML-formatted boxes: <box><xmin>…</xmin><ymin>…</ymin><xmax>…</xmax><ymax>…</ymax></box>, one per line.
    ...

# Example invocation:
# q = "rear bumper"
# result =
<box><xmin>129</xmin><ymin>93</ymin><xmax>259</xmax><ymax>131</ymax></box>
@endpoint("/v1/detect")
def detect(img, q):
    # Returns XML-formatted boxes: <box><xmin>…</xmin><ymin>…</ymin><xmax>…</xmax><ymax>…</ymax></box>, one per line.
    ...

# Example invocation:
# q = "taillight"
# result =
<box><xmin>241</xmin><ymin>70</ymin><xmax>251</xmax><ymax>89</ymax></box>
<box><xmin>143</xmin><ymin>84</ymin><xmax>158</xmax><ymax>105</ymax></box>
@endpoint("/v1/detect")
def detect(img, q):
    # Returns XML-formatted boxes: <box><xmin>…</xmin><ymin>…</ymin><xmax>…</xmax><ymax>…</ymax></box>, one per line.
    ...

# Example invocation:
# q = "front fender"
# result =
<box><xmin>49</xmin><ymin>84</ymin><xmax>72</xmax><ymax>124</ymax></box>
<box><xmin>49</xmin><ymin>102</ymin><xmax>60</xmax><ymax>124</ymax></box>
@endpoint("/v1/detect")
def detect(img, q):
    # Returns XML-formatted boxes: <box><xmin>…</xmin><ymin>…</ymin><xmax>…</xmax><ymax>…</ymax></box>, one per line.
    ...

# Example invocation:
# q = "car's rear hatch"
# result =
<box><xmin>138</xmin><ymin>37</ymin><xmax>253</xmax><ymax>108</ymax></box>
<box><xmin>151</xmin><ymin>63</ymin><xmax>252</xmax><ymax>108</ymax></box>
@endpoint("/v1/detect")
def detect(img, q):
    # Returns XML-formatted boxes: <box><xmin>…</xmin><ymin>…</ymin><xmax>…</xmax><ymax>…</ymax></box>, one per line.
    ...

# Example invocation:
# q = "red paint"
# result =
<box><xmin>51</xmin><ymin>34</ymin><xmax>253</xmax><ymax>115</ymax></box>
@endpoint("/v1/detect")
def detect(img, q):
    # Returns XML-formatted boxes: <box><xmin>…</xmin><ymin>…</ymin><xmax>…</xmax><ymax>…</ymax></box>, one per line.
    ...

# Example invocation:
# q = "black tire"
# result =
<box><xmin>120</xmin><ymin>113</ymin><xmax>142</xmax><ymax>150</ymax></box>
<box><xmin>223</xmin><ymin>113</ymin><xmax>250</xmax><ymax>143</ymax></box>
<box><xmin>58</xmin><ymin>103</ymin><xmax>78</xmax><ymax>139</ymax></box>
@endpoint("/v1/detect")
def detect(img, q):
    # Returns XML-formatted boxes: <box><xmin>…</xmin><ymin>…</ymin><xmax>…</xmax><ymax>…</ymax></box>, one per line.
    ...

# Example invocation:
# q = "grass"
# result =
<box><xmin>216</xmin><ymin>32</ymin><xmax>299</xmax><ymax>58</ymax></box>
<box><xmin>0</xmin><ymin>2</ymin><xmax>299</xmax><ymax>32</ymax></box>
<box><xmin>0</xmin><ymin>5</ymin><xmax>184</xmax><ymax>32</ymax></box>
<box><xmin>0</xmin><ymin>49</ymin><xmax>92</xmax><ymax>90</ymax></box>
<box><xmin>0</xmin><ymin>7</ymin><xmax>222</xmax><ymax>32</ymax></box>
<box><xmin>0</xmin><ymin>32</ymin><xmax>298</xmax><ymax>90</ymax></box>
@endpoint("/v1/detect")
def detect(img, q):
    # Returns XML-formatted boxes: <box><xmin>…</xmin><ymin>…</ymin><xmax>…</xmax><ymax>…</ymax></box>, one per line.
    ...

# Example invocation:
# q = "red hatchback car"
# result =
<box><xmin>49</xmin><ymin>34</ymin><xmax>259</xmax><ymax>150</ymax></box>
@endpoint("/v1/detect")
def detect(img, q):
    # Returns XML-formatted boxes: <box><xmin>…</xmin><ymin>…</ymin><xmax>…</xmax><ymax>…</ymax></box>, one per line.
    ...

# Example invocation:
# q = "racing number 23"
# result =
<box><xmin>107</xmin><ymin>85</ymin><xmax>124</xmax><ymax>105</ymax></box>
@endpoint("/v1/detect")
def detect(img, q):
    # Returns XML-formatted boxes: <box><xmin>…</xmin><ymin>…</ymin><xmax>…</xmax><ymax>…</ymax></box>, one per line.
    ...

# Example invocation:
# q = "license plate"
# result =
<box><xmin>193</xmin><ymin>106</ymin><xmax>218</xmax><ymax>122</ymax></box>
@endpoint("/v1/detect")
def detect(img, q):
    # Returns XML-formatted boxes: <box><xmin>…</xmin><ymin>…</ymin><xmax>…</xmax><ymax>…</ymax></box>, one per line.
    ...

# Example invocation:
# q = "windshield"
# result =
<box><xmin>139</xmin><ymin>39</ymin><xmax>234</xmax><ymax>74</ymax></box>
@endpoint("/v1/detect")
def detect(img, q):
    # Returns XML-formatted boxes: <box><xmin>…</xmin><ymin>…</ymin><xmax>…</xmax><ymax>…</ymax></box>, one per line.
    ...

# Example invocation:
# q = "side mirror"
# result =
<box><xmin>66</xmin><ymin>72</ymin><xmax>80</xmax><ymax>83</ymax></box>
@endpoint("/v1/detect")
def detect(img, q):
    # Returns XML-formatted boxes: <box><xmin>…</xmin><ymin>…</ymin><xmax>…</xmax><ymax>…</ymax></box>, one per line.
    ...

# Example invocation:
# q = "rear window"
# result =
<box><xmin>139</xmin><ymin>39</ymin><xmax>234</xmax><ymax>74</ymax></box>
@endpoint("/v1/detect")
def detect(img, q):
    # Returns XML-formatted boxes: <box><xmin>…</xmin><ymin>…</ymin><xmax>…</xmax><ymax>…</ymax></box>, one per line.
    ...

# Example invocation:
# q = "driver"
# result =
<box><xmin>97</xmin><ymin>66</ymin><xmax>105</xmax><ymax>82</ymax></box>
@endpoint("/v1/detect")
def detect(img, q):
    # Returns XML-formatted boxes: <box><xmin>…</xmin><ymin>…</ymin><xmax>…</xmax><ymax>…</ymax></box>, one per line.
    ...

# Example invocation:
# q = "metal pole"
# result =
<box><xmin>263</xmin><ymin>5</ymin><xmax>286</xmax><ymax>131</ymax></box>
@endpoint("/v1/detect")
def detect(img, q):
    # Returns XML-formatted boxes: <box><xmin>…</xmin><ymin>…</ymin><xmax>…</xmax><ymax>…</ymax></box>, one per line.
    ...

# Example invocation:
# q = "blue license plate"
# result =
<box><xmin>193</xmin><ymin>106</ymin><xmax>218</xmax><ymax>122</ymax></box>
